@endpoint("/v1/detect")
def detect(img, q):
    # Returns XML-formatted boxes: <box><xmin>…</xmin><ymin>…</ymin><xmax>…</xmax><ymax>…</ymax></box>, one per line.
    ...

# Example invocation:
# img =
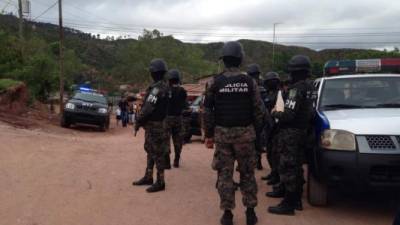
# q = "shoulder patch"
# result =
<box><xmin>289</xmin><ymin>89</ymin><xmax>297</xmax><ymax>99</ymax></box>
<box><xmin>151</xmin><ymin>87</ymin><xmax>160</xmax><ymax>96</ymax></box>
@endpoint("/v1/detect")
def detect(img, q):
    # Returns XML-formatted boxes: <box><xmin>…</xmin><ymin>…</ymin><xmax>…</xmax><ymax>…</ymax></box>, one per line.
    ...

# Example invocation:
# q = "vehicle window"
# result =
<box><xmin>73</xmin><ymin>92</ymin><xmax>108</xmax><ymax>105</ymax></box>
<box><xmin>319</xmin><ymin>77</ymin><xmax>400</xmax><ymax>110</ymax></box>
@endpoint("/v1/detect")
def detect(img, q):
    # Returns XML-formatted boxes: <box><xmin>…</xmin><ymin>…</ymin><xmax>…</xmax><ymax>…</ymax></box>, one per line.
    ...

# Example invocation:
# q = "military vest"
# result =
<box><xmin>214</xmin><ymin>73</ymin><xmax>254</xmax><ymax>127</ymax></box>
<box><xmin>147</xmin><ymin>82</ymin><xmax>169</xmax><ymax>122</ymax></box>
<box><xmin>281</xmin><ymin>80</ymin><xmax>315</xmax><ymax>129</ymax></box>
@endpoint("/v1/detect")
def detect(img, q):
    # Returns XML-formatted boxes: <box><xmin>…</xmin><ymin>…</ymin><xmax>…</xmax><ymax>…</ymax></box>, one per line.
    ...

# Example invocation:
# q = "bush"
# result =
<box><xmin>0</xmin><ymin>78</ymin><xmax>21</xmax><ymax>92</ymax></box>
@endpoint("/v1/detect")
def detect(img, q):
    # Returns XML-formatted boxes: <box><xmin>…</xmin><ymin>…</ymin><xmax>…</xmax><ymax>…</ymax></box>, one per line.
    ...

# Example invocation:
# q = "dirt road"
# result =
<box><xmin>0</xmin><ymin>121</ymin><xmax>398</xmax><ymax>225</ymax></box>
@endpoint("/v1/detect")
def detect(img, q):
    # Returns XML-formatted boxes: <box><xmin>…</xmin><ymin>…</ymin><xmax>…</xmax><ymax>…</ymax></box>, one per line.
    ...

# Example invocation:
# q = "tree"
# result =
<box><xmin>138</xmin><ymin>29</ymin><xmax>163</xmax><ymax>40</ymax></box>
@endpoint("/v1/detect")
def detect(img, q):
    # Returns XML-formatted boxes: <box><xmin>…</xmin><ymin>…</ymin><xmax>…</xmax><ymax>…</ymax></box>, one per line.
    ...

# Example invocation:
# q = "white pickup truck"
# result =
<box><xmin>308</xmin><ymin>74</ymin><xmax>400</xmax><ymax>206</ymax></box>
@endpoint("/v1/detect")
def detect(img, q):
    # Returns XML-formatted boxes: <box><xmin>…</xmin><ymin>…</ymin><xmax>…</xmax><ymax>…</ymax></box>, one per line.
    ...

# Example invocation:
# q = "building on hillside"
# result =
<box><xmin>198</xmin><ymin>74</ymin><xmax>215</xmax><ymax>85</ymax></box>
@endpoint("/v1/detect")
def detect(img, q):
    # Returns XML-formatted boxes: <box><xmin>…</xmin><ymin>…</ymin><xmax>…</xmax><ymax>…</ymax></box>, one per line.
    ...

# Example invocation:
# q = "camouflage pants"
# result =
<box><xmin>165</xmin><ymin>116</ymin><xmax>183</xmax><ymax>156</ymax></box>
<box><xmin>144</xmin><ymin>121</ymin><xmax>169</xmax><ymax>177</ymax></box>
<box><xmin>212</xmin><ymin>142</ymin><xmax>258</xmax><ymax>210</ymax></box>
<box><xmin>277</xmin><ymin>128</ymin><xmax>306</xmax><ymax>193</ymax></box>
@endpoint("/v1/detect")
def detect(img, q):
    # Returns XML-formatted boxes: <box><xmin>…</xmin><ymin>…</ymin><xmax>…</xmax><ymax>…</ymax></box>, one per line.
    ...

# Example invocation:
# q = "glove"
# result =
<box><xmin>205</xmin><ymin>138</ymin><xmax>214</xmax><ymax>149</ymax></box>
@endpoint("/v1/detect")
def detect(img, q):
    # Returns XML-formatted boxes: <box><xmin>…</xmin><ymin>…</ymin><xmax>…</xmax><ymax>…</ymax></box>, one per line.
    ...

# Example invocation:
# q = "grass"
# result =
<box><xmin>0</xmin><ymin>79</ymin><xmax>22</xmax><ymax>92</ymax></box>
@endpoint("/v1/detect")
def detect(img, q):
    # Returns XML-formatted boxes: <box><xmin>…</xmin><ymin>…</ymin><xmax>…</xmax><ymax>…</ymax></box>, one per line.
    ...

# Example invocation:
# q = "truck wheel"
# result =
<box><xmin>307</xmin><ymin>170</ymin><xmax>328</xmax><ymax>206</ymax></box>
<box><xmin>61</xmin><ymin>116</ymin><xmax>70</xmax><ymax>128</ymax></box>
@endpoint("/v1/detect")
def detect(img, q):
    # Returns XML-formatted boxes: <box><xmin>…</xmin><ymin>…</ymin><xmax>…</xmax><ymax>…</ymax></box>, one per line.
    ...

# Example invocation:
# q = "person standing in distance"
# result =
<box><xmin>132</xmin><ymin>59</ymin><xmax>169</xmax><ymax>193</ymax></box>
<box><xmin>268</xmin><ymin>55</ymin><xmax>315</xmax><ymax>215</ymax></box>
<box><xmin>247</xmin><ymin>63</ymin><xmax>267</xmax><ymax>171</ymax></box>
<box><xmin>165</xmin><ymin>69</ymin><xmax>187</xmax><ymax>168</ymax></box>
<box><xmin>204</xmin><ymin>41</ymin><xmax>266</xmax><ymax>225</ymax></box>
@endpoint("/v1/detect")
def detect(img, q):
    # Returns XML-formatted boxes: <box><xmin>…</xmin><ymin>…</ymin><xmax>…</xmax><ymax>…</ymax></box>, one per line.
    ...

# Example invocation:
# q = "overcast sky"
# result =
<box><xmin>3</xmin><ymin>0</ymin><xmax>400</xmax><ymax>50</ymax></box>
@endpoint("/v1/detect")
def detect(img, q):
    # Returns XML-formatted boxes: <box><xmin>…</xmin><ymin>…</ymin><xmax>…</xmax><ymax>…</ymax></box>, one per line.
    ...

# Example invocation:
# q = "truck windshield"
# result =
<box><xmin>73</xmin><ymin>92</ymin><xmax>107</xmax><ymax>105</ymax></box>
<box><xmin>319</xmin><ymin>76</ymin><xmax>400</xmax><ymax>111</ymax></box>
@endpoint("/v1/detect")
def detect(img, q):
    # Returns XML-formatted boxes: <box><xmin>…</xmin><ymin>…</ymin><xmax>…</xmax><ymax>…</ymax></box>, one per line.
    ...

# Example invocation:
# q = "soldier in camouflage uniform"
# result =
<box><xmin>132</xmin><ymin>59</ymin><xmax>169</xmax><ymax>193</ymax></box>
<box><xmin>246</xmin><ymin>63</ymin><xmax>267</xmax><ymax>170</ymax></box>
<box><xmin>260</xmin><ymin>72</ymin><xmax>281</xmax><ymax>185</ymax></box>
<box><xmin>268</xmin><ymin>55</ymin><xmax>315</xmax><ymax>215</ymax></box>
<box><xmin>204</xmin><ymin>41</ymin><xmax>266</xmax><ymax>225</ymax></box>
<box><xmin>165</xmin><ymin>69</ymin><xmax>187</xmax><ymax>168</ymax></box>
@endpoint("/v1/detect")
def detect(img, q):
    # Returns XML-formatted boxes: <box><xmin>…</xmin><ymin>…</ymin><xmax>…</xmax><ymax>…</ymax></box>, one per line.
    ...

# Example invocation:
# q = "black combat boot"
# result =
<box><xmin>165</xmin><ymin>155</ymin><xmax>171</xmax><ymax>170</ymax></box>
<box><xmin>146</xmin><ymin>180</ymin><xmax>165</xmax><ymax>193</ymax></box>
<box><xmin>132</xmin><ymin>171</ymin><xmax>153</xmax><ymax>186</ymax></box>
<box><xmin>266</xmin><ymin>184</ymin><xmax>285</xmax><ymax>198</ymax></box>
<box><xmin>268</xmin><ymin>192</ymin><xmax>296</xmax><ymax>216</ymax></box>
<box><xmin>261</xmin><ymin>173</ymin><xmax>273</xmax><ymax>181</ymax></box>
<box><xmin>173</xmin><ymin>154</ymin><xmax>180</xmax><ymax>168</ymax></box>
<box><xmin>295</xmin><ymin>191</ymin><xmax>303</xmax><ymax>211</ymax></box>
<box><xmin>146</xmin><ymin>171</ymin><xmax>166</xmax><ymax>193</ymax></box>
<box><xmin>233</xmin><ymin>181</ymin><xmax>240</xmax><ymax>191</ymax></box>
<box><xmin>220</xmin><ymin>210</ymin><xmax>233</xmax><ymax>225</ymax></box>
<box><xmin>246</xmin><ymin>208</ymin><xmax>258</xmax><ymax>225</ymax></box>
<box><xmin>267</xmin><ymin>173</ymin><xmax>280</xmax><ymax>186</ymax></box>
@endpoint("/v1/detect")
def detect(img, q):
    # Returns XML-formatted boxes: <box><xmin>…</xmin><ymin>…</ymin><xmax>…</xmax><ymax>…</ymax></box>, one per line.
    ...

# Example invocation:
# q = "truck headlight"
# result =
<box><xmin>98</xmin><ymin>108</ymin><xmax>108</xmax><ymax>114</ymax></box>
<box><xmin>321</xmin><ymin>129</ymin><xmax>356</xmax><ymax>151</ymax></box>
<box><xmin>65</xmin><ymin>103</ymin><xmax>75</xmax><ymax>110</ymax></box>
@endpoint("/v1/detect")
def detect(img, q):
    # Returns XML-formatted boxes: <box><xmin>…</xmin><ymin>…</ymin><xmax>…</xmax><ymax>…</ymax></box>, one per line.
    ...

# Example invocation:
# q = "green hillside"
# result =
<box><xmin>0</xmin><ymin>14</ymin><xmax>399</xmax><ymax>101</ymax></box>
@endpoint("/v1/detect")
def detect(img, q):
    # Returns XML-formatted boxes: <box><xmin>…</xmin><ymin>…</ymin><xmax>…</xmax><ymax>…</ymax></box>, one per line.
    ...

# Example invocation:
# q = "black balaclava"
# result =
<box><xmin>289</xmin><ymin>70</ymin><xmax>309</xmax><ymax>84</ymax></box>
<box><xmin>265</xmin><ymin>79</ymin><xmax>281</xmax><ymax>91</ymax></box>
<box><xmin>151</xmin><ymin>71</ymin><xmax>165</xmax><ymax>82</ymax></box>
<box><xmin>248</xmin><ymin>72</ymin><xmax>261</xmax><ymax>83</ymax></box>
<box><xmin>169</xmin><ymin>78</ymin><xmax>180</xmax><ymax>86</ymax></box>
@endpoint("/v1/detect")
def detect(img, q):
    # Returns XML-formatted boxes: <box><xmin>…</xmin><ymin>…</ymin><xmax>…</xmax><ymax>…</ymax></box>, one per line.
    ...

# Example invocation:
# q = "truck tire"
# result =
<box><xmin>61</xmin><ymin>116</ymin><xmax>70</xmax><ymax>128</ymax></box>
<box><xmin>307</xmin><ymin>170</ymin><xmax>328</xmax><ymax>206</ymax></box>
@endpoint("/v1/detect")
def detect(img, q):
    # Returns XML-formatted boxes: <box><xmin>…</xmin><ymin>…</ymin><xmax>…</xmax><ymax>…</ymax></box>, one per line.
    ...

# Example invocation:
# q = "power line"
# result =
<box><xmin>24</xmin><ymin>0</ymin><xmax>400</xmax><ymax>35</ymax></box>
<box><xmin>34</xmin><ymin>18</ymin><xmax>400</xmax><ymax>39</ymax></box>
<box><xmin>23</xmin><ymin>9</ymin><xmax>400</xmax><ymax>48</ymax></box>
<box><xmin>32</xmin><ymin>1</ymin><xmax>58</xmax><ymax>21</ymax></box>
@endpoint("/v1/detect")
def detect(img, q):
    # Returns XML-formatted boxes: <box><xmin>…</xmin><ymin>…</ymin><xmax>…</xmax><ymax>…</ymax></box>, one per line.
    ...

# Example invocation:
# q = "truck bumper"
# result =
<box><xmin>314</xmin><ymin>148</ymin><xmax>400</xmax><ymax>190</ymax></box>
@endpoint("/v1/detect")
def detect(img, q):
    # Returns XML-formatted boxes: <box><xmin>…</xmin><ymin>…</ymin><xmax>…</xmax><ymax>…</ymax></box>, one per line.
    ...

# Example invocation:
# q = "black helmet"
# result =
<box><xmin>247</xmin><ymin>64</ymin><xmax>261</xmax><ymax>75</ymax></box>
<box><xmin>261</xmin><ymin>71</ymin><xmax>280</xmax><ymax>81</ymax></box>
<box><xmin>221</xmin><ymin>41</ymin><xmax>245</xmax><ymax>59</ymax></box>
<box><xmin>149</xmin><ymin>58</ymin><xmax>168</xmax><ymax>73</ymax></box>
<box><xmin>287</xmin><ymin>55</ymin><xmax>311</xmax><ymax>72</ymax></box>
<box><xmin>167</xmin><ymin>69</ymin><xmax>181</xmax><ymax>81</ymax></box>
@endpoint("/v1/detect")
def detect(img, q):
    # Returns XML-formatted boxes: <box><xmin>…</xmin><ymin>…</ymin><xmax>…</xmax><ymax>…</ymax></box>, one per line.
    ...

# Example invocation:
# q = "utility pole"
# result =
<box><xmin>272</xmin><ymin>23</ymin><xmax>281</xmax><ymax>70</ymax></box>
<box><xmin>58</xmin><ymin>0</ymin><xmax>65</xmax><ymax>114</ymax></box>
<box><xmin>18</xmin><ymin>0</ymin><xmax>24</xmax><ymax>42</ymax></box>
